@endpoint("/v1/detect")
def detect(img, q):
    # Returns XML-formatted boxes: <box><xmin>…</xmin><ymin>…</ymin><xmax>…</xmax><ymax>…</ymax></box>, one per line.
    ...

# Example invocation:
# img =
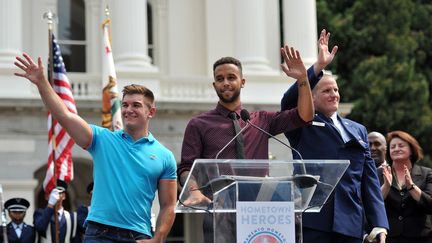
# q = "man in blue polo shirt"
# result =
<box><xmin>14</xmin><ymin>54</ymin><xmax>177</xmax><ymax>242</ymax></box>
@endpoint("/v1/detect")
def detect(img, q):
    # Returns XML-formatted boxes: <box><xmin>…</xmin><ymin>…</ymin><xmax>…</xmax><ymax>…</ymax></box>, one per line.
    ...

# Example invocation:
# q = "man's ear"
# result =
<box><xmin>241</xmin><ymin>78</ymin><xmax>245</xmax><ymax>88</ymax></box>
<box><xmin>149</xmin><ymin>107</ymin><xmax>156</xmax><ymax>118</ymax></box>
<box><xmin>312</xmin><ymin>92</ymin><xmax>317</xmax><ymax>101</ymax></box>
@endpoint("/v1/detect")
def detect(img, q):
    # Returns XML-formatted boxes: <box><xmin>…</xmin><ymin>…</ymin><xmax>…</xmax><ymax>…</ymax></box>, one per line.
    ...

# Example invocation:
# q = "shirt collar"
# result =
<box><xmin>121</xmin><ymin>130</ymin><xmax>155</xmax><ymax>143</ymax></box>
<box><xmin>330</xmin><ymin>113</ymin><xmax>339</xmax><ymax>123</ymax></box>
<box><xmin>12</xmin><ymin>222</ymin><xmax>23</xmax><ymax>229</ymax></box>
<box><xmin>215</xmin><ymin>102</ymin><xmax>243</xmax><ymax>118</ymax></box>
<box><xmin>146</xmin><ymin>132</ymin><xmax>155</xmax><ymax>142</ymax></box>
<box><xmin>57</xmin><ymin>208</ymin><xmax>64</xmax><ymax>216</ymax></box>
<box><xmin>315</xmin><ymin>112</ymin><xmax>332</xmax><ymax>122</ymax></box>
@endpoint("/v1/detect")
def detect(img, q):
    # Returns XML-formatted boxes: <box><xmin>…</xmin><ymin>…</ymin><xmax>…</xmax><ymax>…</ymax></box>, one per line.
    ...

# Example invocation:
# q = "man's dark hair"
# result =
<box><xmin>122</xmin><ymin>84</ymin><xmax>155</xmax><ymax>104</ymax></box>
<box><xmin>213</xmin><ymin>57</ymin><xmax>243</xmax><ymax>77</ymax></box>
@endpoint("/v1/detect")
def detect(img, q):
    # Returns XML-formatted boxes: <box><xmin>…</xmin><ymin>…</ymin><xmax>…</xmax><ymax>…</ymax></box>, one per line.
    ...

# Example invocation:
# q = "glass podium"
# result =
<box><xmin>176</xmin><ymin>159</ymin><xmax>349</xmax><ymax>243</ymax></box>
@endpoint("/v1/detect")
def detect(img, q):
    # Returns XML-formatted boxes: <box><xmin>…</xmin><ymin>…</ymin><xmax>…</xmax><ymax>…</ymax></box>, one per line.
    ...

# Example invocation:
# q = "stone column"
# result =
<box><xmin>111</xmin><ymin>0</ymin><xmax>157</xmax><ymax>72</ymax></box>
<box><xmin>234</xmin><ymin>0</ymin><xmax>274</xmax><ymax>74</ymax></box>
<box><xmin>84</xmin><ymin>0</ymin><xmax>101</xmax><ymax>74</ymax></box>
<box><xmin>282</xmin><ymin>0</ymin><xmax>318</xmax><ymax>66</ymax></box>
<box><xmin>0</xmin><ymin>0</ymin><xmax>22</xmax><ymax>68</ymax></box>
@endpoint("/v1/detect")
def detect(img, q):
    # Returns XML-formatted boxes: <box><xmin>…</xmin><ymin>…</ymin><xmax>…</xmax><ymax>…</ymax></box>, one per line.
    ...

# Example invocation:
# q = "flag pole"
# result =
<box><xmin>104</xmin><ymin>5</ymin><xmax>111</xmax><ymax>43</ymax></box>
<box><xmin>43</xmin><ymin>10</ymin><xmax>60</xmax><ymax>243</ymax></box>
<box><xmin>101</xmin><ymin>5</ymin><xmax>111</xmax><ymax>130</ymax></box>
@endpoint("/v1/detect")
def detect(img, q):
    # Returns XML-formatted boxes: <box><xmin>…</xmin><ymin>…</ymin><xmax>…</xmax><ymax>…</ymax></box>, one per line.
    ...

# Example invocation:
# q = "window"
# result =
<box><xmin>147</xmin><ymin>2</ymin><xmax>154</xmax><ymax>63</ymax></box>
<box><xmin>278</xmin><ymin>0</ymin><xmax>284</xmax><ymax>64</ymax></box>
<box><xmin>57</xmin><ymin>0</ymin><xmax>86</xmax><ymax>72</ymax></box>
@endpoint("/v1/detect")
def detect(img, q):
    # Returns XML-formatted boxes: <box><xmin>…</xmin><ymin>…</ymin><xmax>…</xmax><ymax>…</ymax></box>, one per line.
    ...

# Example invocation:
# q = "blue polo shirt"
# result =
<box><xmin>86</xmin><ymin>125</ymin><xmax>177</xmax><ymax>236</ymax></box>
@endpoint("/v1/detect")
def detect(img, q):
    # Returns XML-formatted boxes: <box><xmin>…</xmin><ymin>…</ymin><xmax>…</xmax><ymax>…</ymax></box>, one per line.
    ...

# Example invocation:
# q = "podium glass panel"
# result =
<box><xmin>176</xmin><ymin>159</ymin><xmax>349</xmax><ymax>243</ymax></box>
<box><xmin>176</xmin><ymin>159</ymin><xmax>349</xmax><ymax>213</ymax></box>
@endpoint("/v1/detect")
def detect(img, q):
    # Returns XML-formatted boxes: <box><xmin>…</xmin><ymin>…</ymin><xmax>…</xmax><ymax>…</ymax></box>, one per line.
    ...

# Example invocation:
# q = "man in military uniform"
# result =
<box><xmin>0</xmin><ymin>197</ymin><xmax>36</xmax><ymax>243</ymax></box>
<box><xmin>33</xmin><ymin>180</ymin><xmax>78</xmax><ymax>243</ymax></box>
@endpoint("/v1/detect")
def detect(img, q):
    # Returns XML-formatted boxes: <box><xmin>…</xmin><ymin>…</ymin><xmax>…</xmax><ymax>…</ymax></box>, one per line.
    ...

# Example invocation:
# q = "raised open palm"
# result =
<box><xmin>280</xmin><ymin>45</ymin><xmax>307</xmax><ymax>80</ymax></box>
<box><xmin>317</xmin><ymin>29</ymin><xmax>338</xmax><ymax>68</ymax></box>
<box><xmin>382</xmin><ymin>165</ymin><xmax>392</xmax><ymax>186</ymax></box>
<box><xmin>14</xmin><ymin>53</ymin><xmax>46</xmax><ymax>85</ymax></box>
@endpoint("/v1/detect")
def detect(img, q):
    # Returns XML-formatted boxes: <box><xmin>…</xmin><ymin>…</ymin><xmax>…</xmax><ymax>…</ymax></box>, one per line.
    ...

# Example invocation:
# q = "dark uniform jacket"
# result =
<box><xmin>33</xmin><ymin>207</ymin><xmax>78</xmax><ymax>243</ymax></box>
<box><xmin>281</xmin><ymin>67</ymin><xmax>389</xmax><ymax>239</ymax></box>
<box><xmin>0</xmin><ymin>222</ymin><xmax>36</xmax><ymax>243</ymax></box>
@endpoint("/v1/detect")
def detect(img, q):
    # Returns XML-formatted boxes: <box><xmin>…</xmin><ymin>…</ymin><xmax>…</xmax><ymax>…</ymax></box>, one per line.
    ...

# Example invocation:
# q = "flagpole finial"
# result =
<box><xmin>43</xmin><ymin>10</ymin><xmax>57</xmax><ymax>30</ymax></box>
<box><xmin>105</xmin><ymin>5</ymin><xmax>110</xmax><ymax>19</ymax></box>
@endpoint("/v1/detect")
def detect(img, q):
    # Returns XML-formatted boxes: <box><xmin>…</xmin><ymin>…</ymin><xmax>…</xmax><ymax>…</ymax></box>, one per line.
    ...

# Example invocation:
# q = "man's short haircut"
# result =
<box><xmin>312</xmin><ymin>73</ymin><xmax>337</xmax><ymax>93</ymax></box>
<box><xmin>368</xmin><ymin>131</ymin><xmax>386</xmax><ymax>145</ymax></box>
<box><xmin>122</xmin><ymin>84</ymin><xmax>155</xmax><ymax>104</ymax></box>
<box><xmin>213</xmin><ymin>57</ymin><xmax>243</xmax><ymax>77</ymax></box>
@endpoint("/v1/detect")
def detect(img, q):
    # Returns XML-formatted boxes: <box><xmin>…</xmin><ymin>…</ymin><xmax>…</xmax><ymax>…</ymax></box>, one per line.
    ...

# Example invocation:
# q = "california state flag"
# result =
<box><xmin>101</xmin><ymin>19</ymin><xmax>123</xmax><ymax>131</ymax></box>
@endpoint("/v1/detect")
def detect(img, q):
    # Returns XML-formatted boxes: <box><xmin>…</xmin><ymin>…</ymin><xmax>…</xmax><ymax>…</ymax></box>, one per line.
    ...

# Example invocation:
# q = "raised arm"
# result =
<box><xmin>281</xmin><ymin>29</ymin><xmax>338</xmax><ymax>111</ymax></box>
<box><xmin>313</xmin><ymin>29</ymin><xmax>338</xmax><ymax>76</ymax></box>
<box><xmin>280</xmin><ymin>46</ymin><xmax>314</xmax><ymax>122</ymax></box>
<box><xmin>14</xmin><ymin>53</ymin><xmax>92</xmax><ymax>148</ymax></box>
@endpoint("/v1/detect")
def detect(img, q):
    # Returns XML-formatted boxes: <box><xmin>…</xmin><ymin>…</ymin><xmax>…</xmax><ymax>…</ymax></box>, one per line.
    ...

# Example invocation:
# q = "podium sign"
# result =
<box><xmin>236</xmin><ymin>180</ymin><xmax>295</xmax><ymax>243</ymax></box>
<box><xmin>237</xmin><ymin>201</ymin><xmax>295</xmax><ymax>243</ymax></box>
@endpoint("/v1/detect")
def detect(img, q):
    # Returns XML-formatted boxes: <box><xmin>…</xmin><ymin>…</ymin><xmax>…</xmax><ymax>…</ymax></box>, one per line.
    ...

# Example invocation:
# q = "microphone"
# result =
<box><xmin>240</xmin><ymin>109</ymin><xmax>314</xmax><ymax>185</ymax></box>
<box><xmin>215</xmin><ymin>121</ymin><xmax>250</xmax><ymax>159</ymax></box>
<box><xmin>240</xmin><ymin>109</ymin><xmax>304</xmax><ymax>160</ymax></box>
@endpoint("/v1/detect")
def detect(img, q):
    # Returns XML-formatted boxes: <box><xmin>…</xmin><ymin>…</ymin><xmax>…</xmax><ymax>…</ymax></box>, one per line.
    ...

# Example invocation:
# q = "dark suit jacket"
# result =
<box><xmin>0</xmin><ymin>223</ymin><xmax>36</xmax><ymax>243</ymax></box>
<box><xmin>280</xmin><ymin>67</ymin><xmax>389</xmax><ymax>239</ymax></box>
<box><xmin>379</xmin><ymin>164</ymin><xmax>432</xmax><ymax>238</ymax></box>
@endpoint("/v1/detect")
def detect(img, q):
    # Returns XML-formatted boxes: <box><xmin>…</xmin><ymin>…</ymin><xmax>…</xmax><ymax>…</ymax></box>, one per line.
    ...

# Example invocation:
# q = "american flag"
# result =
<box><xmin>42</xmin><ymin>34</ymin><xmax>77</xmax><ymax>196</ymax></box>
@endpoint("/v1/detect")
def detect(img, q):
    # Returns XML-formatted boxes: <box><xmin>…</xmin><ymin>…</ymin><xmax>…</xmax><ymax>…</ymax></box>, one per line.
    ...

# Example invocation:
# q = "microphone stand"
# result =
<box><xmin>245</xmin><ymin>120</ymin><xmax>303</xmax><ymax>160</ymax></box>
<box><xmin>215</xmin><ymin>123</ymin><xmax>250</xmax><ymax>159</ymax></box>
<box><xmin>238</xmin><ymin>109</ymin><xmax>309</xmax><ymax>177</ymax></box>
<box><xmin>243</xmin><ymin>119</ymin><xmax>307</xmax><ymax>175</ymax></box>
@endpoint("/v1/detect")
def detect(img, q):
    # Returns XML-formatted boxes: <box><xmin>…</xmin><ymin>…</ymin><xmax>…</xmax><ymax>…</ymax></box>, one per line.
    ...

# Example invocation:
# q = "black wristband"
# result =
<box><xmin>407</xmin><ymin>184</ymin><xmax>416</xmax><ymax>191</ymax></box>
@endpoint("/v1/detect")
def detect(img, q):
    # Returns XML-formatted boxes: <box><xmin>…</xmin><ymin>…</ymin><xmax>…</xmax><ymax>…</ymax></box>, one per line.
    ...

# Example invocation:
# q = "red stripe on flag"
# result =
<box><xmin>56</xmin><ymin>93</ymin><xmax>76</xmax><ymax>105</ymax></box>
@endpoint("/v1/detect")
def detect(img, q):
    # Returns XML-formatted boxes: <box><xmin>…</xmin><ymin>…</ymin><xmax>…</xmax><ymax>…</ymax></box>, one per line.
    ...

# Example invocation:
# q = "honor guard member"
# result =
<box><xmin>34</xmin><ymin>180</ymin><xmax>78</xmax><ymax>243</ymax></box>
<box><xmin>0</xmin><ymin>198</ymin><xmax>36</xmax><ymax>243</ymax></box>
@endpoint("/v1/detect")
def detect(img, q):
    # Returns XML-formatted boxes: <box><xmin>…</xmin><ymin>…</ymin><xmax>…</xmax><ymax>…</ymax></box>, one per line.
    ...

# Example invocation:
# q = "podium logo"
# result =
<box><xmin>244</xmin><ymin>227</ymin><xmax>287</xmax><ymax>243</ymax></box>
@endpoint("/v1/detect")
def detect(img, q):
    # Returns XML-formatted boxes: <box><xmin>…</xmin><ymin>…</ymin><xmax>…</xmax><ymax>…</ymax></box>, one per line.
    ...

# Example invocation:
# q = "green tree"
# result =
<box><xmin>316</xmin><ymin>0</ymin><xmax>432</xmax><ymax>167</ymax></box>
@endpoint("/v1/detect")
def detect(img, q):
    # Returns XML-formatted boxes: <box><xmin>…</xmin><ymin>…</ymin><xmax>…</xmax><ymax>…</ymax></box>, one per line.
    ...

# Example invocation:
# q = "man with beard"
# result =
<box><xmin>177</xmin><ymin>46</ymin><xmax>314</xmax><ymax>242</ymax></box>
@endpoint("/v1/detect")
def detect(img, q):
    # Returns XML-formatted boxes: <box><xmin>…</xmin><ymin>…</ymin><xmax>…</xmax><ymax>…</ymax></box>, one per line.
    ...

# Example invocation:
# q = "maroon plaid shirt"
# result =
<box><xmin>178</xmin><ymin>102</ymin><xmax>307</xmax><ymax>177</ymax></box>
